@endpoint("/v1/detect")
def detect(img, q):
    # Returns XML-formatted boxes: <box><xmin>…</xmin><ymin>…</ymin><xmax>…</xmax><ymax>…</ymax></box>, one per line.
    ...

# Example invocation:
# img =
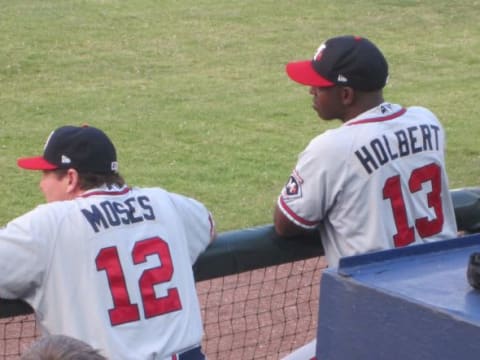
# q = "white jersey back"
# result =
<box><xmin>278</xmin><ymin>103</ymin><xmax>457</xmax><ymax>267</ymax></box>
<box><xmin>0</xmin><ymin>185</ymin><xmax>215</xmax><ymax>359</ymax></box>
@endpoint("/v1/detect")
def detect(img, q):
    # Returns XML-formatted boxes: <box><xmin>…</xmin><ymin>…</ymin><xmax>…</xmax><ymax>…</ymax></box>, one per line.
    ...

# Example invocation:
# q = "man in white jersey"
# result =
<box><xmin>0</xmin><ymin>125</ymin><xmax>216</xmax><ymax>360</ymax></box>
<box><xmin>273</xmin><ymin>35</ymin><xmax>457</xmax><ymax>359</ymax></box>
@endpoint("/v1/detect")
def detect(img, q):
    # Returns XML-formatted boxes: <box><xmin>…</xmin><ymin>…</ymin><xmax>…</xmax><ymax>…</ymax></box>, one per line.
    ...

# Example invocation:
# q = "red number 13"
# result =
<box><xmin>383</xmin><ymin>163</ymin><xmax>444</xmax><ymax>248</ymax></box>
<box><xmin>96</xmin><ymin>237</ymin><xmax>182</xmax><ymax>326</ymax></box>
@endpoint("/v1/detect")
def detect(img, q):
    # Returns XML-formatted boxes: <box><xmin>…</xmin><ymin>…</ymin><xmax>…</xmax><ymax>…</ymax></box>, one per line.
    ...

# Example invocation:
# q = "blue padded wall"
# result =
<box><xmin>316</xmin><ymin>233</ymin><xmax>480</xmax><ymax>360</ymax></box>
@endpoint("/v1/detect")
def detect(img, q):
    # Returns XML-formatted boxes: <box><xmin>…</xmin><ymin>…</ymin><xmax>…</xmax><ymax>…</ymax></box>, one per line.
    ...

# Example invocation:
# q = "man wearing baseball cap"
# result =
<box><xmin>1</xmin><ymin>125</ymin><xmax>216</xmax><ymax>359</ymax></box>
<box><xmin>17</xmin><ymin>125</ymin><xmax>120</xmax><ymax>202</ymax></box>
<box><xmin>274</xmin><ymin>36</ymin><xmax>457</xmax><ymax>359</ymax></box>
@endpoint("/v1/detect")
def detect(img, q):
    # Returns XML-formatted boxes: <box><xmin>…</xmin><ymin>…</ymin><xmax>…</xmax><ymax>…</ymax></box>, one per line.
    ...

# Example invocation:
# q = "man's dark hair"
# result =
<box><xmin>48</xmin><ymin>169</ymin><xmax>125</xmax><ymax>190</ymax></box>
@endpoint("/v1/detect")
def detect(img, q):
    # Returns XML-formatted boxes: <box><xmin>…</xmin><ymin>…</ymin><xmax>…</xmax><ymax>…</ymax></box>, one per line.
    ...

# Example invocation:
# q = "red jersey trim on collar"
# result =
<box><xmin>346</xmin><ymin>107</ymin><xmax>407</xmax><ymax>126</ymax></box>
<box><xmin>81</xmin><ymin>187</ymin><xmax>131</xmax><ymax>198</ymax></box>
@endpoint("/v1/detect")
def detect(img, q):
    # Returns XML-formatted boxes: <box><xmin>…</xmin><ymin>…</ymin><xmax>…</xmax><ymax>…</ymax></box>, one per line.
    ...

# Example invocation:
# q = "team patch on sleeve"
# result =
<box><xmin>282</xmin><ymin>171</ymin><xmax>303</xmax><ymax>199</ymax></box>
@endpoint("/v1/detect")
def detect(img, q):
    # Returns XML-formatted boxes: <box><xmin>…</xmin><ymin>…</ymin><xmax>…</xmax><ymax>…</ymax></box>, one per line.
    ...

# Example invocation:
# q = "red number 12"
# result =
<box><xmin>96</xmin><ymin>237</ymin><xmax>182</xmax><ymax>326</ymax></box>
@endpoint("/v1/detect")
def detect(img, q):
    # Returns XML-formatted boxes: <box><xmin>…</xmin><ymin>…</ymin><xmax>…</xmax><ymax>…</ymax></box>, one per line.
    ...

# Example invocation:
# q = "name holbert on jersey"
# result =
<box><xmin>81</xmin><ymin>195</ymin><xmax>155</xmax><ymax>233</ymax></box>
<box><xmin>354</xmin><ymin>123</ymin><xmax>440</xmax><ymax>174</ymax></box>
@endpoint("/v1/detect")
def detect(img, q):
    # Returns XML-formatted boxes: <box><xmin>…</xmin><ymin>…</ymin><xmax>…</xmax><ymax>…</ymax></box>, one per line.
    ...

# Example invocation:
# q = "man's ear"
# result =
<box><xmin>65</xmin><ymin>168</ymin><xmax>80</xmax><ymax>194</ymax></box>
<box><xmin>340</xmin><ymin>86</ymin><xmax>355</xmax><ymax>105</ymax></box>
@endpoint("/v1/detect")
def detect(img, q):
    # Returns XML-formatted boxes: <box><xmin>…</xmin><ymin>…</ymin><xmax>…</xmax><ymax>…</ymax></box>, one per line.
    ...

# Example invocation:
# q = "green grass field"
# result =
<box><xmin>1</xmin><ymin>0</ymin><xmax>479</xmax><ymax>231</ymax></box>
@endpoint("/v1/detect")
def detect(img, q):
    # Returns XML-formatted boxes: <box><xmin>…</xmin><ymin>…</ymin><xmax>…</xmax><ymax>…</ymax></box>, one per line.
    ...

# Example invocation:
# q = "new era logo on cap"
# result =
<box><xmin>286</xmin><ymin>35</ymin><xmax>389</xmax><ymax>91</ymax></box>
<box><xmin>17</xmin><ymin>125</ymin><xmax>119</xmax><ymax>174</ymax></box>
<box><xmin>61</xmin><ymin>155</ymin><xmax>72</xmax><ymax>164</ymax></box>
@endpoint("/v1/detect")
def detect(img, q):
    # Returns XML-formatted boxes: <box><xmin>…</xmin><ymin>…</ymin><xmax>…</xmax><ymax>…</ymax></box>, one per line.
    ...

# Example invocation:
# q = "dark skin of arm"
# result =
<box><xmin>273</xmin><ymin>204</ymin><xmax>311</xmax><ymax>238</ymax></box>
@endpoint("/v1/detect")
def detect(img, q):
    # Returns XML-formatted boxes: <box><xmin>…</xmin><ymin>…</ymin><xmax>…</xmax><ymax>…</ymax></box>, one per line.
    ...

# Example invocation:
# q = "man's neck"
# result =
<box><xmin>342</xmin><ymin>91</ymin><xmax>384</xmax><ymax>122</ymax></box>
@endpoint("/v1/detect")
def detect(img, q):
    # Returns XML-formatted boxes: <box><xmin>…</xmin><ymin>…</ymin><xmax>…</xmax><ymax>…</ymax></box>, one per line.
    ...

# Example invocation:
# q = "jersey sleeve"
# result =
<box><xmin>278</xmin><ymin>131</ymin><xmax>348</xmax><ymax>229</ymax></box>
<box><xmin>0</xmin><ymin>207</ymin><xmax>50</xmax><ymax>299</ymax></box>
<box><xmin>168</xmin><ymin>193</ymin><xmax>215</xmax><ymax>264</ymax></box>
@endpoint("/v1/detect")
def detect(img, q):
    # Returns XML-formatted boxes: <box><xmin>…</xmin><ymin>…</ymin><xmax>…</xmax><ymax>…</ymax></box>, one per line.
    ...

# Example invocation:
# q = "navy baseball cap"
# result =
<box><xmin>17</xmin><ymin>125</ymin><xmax>119</xmax><ymax>174</ymax></box>
<box><xmin>286</xmin><ymin>35</ymin><xmax>388</xmax><ymax>91</ymax></box>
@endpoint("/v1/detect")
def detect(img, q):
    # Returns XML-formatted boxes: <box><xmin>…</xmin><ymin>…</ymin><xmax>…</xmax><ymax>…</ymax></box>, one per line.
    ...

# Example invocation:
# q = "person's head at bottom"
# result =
<box><xmin>21</xmin><ymin>334</ymin><xmax>107</xmax><ymax>360</ymax></box>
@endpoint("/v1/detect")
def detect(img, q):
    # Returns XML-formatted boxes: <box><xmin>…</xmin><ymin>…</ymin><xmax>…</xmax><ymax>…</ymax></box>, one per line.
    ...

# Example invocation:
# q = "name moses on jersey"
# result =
<box><xmin>81</xmin><ymin>195</ymin><xmax>155</xmax><ymax>233</ymax></box>
<box><xmin>354</xmin><ymin>124</ymin><xmax>440</xmax><ymax>175</ymax></box>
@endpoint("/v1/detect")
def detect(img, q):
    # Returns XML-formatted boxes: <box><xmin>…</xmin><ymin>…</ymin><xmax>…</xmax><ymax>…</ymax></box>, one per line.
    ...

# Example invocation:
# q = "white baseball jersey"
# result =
<box><xmin>278</xmin><ymin>103</ymin><xmax>457</xmax><ymax>267</ymax></box>
<box><xmin>0</xmin><ymin>185</ymin><xmax>215</xmax><ymax>360</ymax></box>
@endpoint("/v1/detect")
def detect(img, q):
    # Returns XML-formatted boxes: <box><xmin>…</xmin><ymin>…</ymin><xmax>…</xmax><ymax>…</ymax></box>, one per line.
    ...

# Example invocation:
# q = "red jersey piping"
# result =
<box><xmin>279</xmin><ymin>197</ymin><xmax>319</xmax><ymax>227</ymax></box>
<box><xmin>81</xmin><ymin>187</ymin><xmax>131</xmax><ymax>198</ymax></box>
<box><xmin>346</xmin><ymin>108</ymin><xmax>407</xmax><ymax>126</ymax></box>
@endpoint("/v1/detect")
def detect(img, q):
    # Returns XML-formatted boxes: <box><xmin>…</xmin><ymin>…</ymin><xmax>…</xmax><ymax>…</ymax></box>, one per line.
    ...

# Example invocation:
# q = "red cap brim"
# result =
<box><xmin>17</xmin><ymin>156</ymin><xmax>58</xmax><ymax>170</ymax></box>
<box><xmin>286</xmin><ymin>60</ymin><xmax>335</xmax><ymax>87</ymax></box>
